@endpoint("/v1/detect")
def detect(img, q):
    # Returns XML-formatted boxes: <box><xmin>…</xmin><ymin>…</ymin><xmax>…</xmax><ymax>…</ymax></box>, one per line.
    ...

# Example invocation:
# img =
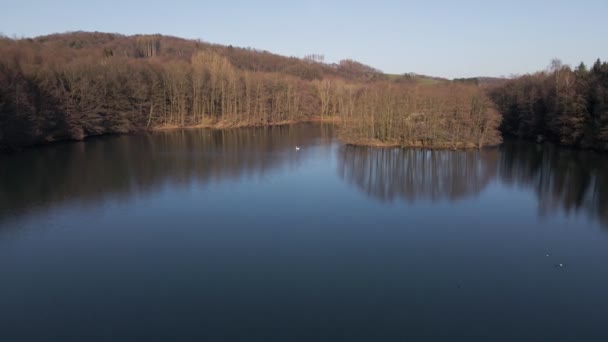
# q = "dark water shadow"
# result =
<box><xmin>498</xmin><ymin>142</ymin><xmax>608</xmax><ymax>227</ymax></box>
<box><xmin>0</xmin><ymin>124</ymin><xmax>334</xmax><ymax>225</ymax></box>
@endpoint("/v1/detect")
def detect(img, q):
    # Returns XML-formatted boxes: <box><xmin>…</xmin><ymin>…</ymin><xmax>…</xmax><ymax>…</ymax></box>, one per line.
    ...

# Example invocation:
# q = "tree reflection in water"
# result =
<box><xmin>337</xmin><ymin>146</ymin><xmax>499</xmax><ymax>203</ymax></box>
<box><xmin>499</xmin><ymin>142</ymin><xmax>608</xmax><ymax>227</ymax></box>
<box><xmin>338</xmin><ymin>142</ymin><xmax>608</xmax><ymax>228</ymax></box>
<box><xmin>0</xmin><ymin>124</ymin><xmax>333</xmax><ymax>223</ymax></box>
<box><xmin>1</xmin><ymin>128</ymin><xmax>607</xmax><ymax>229</ymax></box>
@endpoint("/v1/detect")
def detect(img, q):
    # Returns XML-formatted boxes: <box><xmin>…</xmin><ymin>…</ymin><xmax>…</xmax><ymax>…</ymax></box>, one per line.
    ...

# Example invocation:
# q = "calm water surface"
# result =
<box><xmin>1</xmin><ymin>124</ymin><xmax>607</xmax><ymax>341</ymax></box>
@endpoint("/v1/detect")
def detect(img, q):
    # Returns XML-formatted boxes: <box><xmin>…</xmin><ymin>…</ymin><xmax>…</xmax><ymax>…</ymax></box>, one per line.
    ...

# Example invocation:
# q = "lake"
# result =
<box><xmin>1</xmin><ymin>124</ymin><xmax>607</xmax><ymax>341</ymax></box>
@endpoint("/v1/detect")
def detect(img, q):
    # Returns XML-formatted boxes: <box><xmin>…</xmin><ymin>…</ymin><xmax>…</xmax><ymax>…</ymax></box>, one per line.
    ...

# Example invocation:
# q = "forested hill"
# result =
<box><xmin>490</xmin><ymin>59</ymin><xmax>608</xmax><ymax>150</ymax></box>
<box><xmin>0</xmin><ymin>31</ymin><xmax>504</xmax><ymax>149</ymax></box>
<box><xmin>30</xmin><ymin>31</ymin><xmax>388</xmax><ymax>82</ymax></box>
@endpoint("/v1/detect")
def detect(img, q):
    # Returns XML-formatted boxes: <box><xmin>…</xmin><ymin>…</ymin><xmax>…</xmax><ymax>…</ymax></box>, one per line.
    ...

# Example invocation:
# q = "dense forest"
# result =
<box><xmin>0</xmin><ymin>31</ymin><xmax>501</xmax><ymax>149</ymax></box>
<box><xmin>338</xmin><ymin>82</ymin><xmax>501</xmax><ymax>148</ymax></box>
<box><xmin>491</xmin><ymin>59</ymin><xmax>608</xmax><ymax>150</ymax></box>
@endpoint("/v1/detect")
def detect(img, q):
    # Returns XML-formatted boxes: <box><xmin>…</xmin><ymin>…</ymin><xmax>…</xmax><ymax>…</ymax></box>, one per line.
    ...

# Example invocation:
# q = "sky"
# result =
<box><xmin>1</xmin><ymin>0</ymin><xmax>607</xmax><ymax>79</ymax></box>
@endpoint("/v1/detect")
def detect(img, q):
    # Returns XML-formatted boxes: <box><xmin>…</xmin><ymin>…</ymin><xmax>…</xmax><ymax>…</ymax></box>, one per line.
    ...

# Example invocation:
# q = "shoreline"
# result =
<box><xmin>341</xmin><ymin>138</ymin><xmax>498</xmax><ymax>150</ymax></box>
<box><xmin>151</xmin><ymin>116</ymin><xmax>342</xmax><ymax>131</ymax></box>
<box><xmin>150</xmin><ymin>118</ymin><xmax>498</xmax><ymax>150</ymax></box>
<box><xmin>1</xmin><ymin>117</ymin><xmax>507</xmax><ymax>152</ymax></box>
<box><xmin>0</xmin><ymin>117</ymin><xmax>340</xmax><ymax>152</ymax></box>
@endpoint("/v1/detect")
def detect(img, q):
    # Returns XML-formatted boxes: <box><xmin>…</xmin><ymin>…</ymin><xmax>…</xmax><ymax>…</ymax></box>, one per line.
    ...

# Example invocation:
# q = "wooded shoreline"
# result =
<box><xmin>0</xmin><ymin>32</ymin><xmax>502</xmax><ymax>151</ymax></box>
<box><xmin>1</xmin><ymin>119</ymin><xmax>504</xmax><ymax>153</ymax></box>
<box><xmin>2</xmin><ymin>117</ymin><xmax>603</xmax><ymax>154</ymax></box>
<box><xmin>1</xmin><ymin>32</ymin><xmax>606</xmax><ymax>152</ymax></box>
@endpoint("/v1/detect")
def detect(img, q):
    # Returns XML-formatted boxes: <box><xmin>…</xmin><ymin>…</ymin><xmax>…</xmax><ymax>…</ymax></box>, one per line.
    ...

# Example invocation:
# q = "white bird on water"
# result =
<box><xmin>295</xmin><ymin>146</ymin><xmax>300</xmax><ymax>151</ymax></box>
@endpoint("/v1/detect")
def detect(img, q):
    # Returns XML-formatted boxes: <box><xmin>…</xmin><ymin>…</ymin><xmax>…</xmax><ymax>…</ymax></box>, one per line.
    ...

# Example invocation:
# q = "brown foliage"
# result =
<box><xmin>337</xmin><ymin>82</ymin><xmax>502</xmax><ymax>148</ymax></box>
<box><xmin>1</xmin><ymin>32</ymin><xmax>502</xmax><ymax>149</ymax></box>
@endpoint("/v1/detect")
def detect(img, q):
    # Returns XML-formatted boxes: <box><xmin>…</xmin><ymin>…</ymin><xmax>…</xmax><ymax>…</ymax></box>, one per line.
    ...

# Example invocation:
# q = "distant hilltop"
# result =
<box><xmin>13</xmin><ymin>31</ymin><xmax>505</xmax><ymax>85</ymax></box>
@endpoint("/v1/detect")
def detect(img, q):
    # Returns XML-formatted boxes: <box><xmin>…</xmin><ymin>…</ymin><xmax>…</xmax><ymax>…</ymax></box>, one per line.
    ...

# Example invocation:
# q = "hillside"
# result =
<box><xmin>29</xmin><ymin>31</ymin><xmax>387</xmax><ymax>82</ymax></box>
<box><xmin>0</xmin><ymin>31</ymin><xmax>501</xmax><ymax>149</ymax></box>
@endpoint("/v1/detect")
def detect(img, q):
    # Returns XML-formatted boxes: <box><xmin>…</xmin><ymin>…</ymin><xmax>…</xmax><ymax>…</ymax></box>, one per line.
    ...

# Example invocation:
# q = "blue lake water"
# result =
<box><xmin>1</xmin><ymin>124</ymin><xmax>607</xmax><ymax>341</ymax></box>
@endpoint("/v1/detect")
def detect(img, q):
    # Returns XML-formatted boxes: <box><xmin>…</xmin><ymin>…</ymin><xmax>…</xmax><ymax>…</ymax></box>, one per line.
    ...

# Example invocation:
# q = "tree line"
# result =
<box><xmin>0</xmin><ymin>37</ymin><xmax>315</xmax><ymax>147</ymax></box>
<box><xmin>490</xmin><ymin>59</ymin><xmax>608</xmax><ymax>150</ymax></box>
<box><xmin>335</xmin><ymin>82</ymin><xmax>502</xmax><ymax>148</ymax></box>
<box><xmin>1</xmin><ymin>32</ymin><xmax>501</xmax><ymax>149</ymax></box>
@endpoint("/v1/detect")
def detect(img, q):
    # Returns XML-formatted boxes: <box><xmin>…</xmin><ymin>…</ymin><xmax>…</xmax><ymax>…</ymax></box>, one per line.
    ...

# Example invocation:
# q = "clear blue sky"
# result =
<box><xmin>1</xmin><ymin>0</ymin><xmax>607</xmax><ymax>79</ymax></box>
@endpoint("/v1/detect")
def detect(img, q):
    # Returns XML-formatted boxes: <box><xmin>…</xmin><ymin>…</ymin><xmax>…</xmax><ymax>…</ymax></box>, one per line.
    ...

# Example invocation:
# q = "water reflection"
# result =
<box><xmin>0</xmin><ymin>124</ymin><xmax>333</xmax><ymax>223</ymax></box>
<box><xmin>499</xmin><ymin>142</ymin><xmax>608</xmax><ymax>227</ymax></box>
<box><xmin>337</xmin><ymin>142</ymin><xmax>608</xmax><ymax>227</ymax></box>
<box><xmin>1</xmin><ymin>127</ymin><xmax>607</xmax><ymax>228</ymax></box>
<box><xmin>337</xmin><ymin>146</ymin><xmax>499</xmax><ymax>203</ymax></box>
